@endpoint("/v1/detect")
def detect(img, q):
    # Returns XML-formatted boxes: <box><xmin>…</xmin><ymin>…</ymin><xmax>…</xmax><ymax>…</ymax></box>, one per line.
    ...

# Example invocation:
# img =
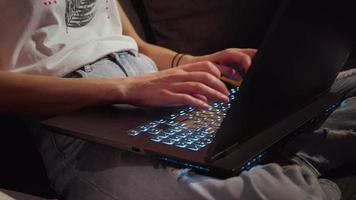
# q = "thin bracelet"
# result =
<box><xmin>175</xmin><ymin>54</ymin><xmax>186</xmax><ymax>67</ymax></box>
<box><xmin>171</xmin><ymin>53</ymin><xmax>181</xmax><ymax>68</ymax></box>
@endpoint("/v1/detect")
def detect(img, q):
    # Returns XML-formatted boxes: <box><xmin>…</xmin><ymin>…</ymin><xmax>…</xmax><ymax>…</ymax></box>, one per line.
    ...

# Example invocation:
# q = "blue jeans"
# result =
<box><xmin>32</xmin><ymin>51</ymin><xmax>356</xmax><ymax>200</ymax></box>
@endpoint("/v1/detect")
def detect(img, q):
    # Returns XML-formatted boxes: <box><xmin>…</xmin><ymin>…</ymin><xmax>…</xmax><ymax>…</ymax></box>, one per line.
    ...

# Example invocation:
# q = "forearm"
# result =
<box><xmin>0</xmin><ymin>71</ymin><xmax>121</xmax><ymax>116</ymax></box>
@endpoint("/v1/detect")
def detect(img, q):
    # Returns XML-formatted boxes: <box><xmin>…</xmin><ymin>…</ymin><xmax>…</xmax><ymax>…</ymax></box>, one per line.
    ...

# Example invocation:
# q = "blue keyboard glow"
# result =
<box><xmin>127</xmin><ymin>87</ymin><xmax>239</xmax><ymax>151</ymax></box>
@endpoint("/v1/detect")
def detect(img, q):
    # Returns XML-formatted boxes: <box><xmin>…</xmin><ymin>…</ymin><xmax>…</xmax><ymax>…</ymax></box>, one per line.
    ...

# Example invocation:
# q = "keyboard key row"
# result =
<box><xmin>127</xmin><ymin>87</ymin><xmax>240</xmax><ymax>151</ymax></box>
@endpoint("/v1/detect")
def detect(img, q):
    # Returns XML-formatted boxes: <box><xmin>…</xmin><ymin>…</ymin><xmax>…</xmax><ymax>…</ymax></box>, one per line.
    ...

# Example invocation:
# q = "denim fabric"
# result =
<box><xmin>68</xmin><ymin>51</ymin><xmax>157</xmax><ymax>78</ymax></box>
<box><xmin>32</xmin><ymin>52</ymin><xmax>356</xmax><ymax>200</ymax></box>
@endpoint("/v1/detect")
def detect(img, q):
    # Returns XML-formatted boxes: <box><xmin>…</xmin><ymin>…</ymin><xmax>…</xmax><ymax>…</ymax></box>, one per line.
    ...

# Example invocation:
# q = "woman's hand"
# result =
<box><xmin>116</xmin><ymin>61</ymin><xmax>230</xmax><ymax>109</ymax></box>
<box><xmin>180</xmin><ymin>48</ymin><xmax>257</xmax><ymax>80</ymax></box>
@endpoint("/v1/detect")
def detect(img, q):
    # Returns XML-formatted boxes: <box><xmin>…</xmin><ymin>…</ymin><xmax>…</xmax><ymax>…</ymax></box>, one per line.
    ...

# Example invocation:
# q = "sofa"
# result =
<box><xmin>1</xmin><ymin>0</ymin><xmax>355</xmax><ymax>199</ymax></box>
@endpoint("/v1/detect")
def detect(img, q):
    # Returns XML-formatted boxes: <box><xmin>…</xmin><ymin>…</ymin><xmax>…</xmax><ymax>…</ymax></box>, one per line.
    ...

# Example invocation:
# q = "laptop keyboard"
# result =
<box><xmin>127</xmin><ymin>87</ymin><xmax>239</xmax><ymax>151</ymax></box>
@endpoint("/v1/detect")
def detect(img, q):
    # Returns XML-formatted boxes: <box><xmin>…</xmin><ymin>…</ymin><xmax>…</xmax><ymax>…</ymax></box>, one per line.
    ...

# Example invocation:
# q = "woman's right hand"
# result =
<box><xmin>113</xmin><ymin>61</ymin><xmax>230</xmax><ymax>109</ymax></box>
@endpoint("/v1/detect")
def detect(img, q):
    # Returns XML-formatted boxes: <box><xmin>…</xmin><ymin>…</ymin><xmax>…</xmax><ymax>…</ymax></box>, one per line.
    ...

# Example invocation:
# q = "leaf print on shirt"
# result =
<box><xmin>65</xmin><ymin>0</ymin><xmax>96</xmax><ymax>29</ymax></box>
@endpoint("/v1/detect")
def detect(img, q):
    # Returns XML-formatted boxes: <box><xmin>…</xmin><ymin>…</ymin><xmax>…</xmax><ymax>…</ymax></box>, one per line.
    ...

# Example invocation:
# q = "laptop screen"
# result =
<box><xmin>207</xmin><ymin>0</ymin><xmax>354</xmax><ymax>159</ymax></box>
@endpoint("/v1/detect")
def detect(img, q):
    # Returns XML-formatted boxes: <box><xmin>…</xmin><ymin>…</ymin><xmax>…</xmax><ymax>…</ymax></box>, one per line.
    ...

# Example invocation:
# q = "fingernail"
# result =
<box><xmin>222</xmin><ymin>95</ymin><xmax>230</xmax><ymax>102</ymax></box>
<box><xmin>202</xmin><ymin>102</ymin><xmax>211</xmax><ymax>109</ymax></box>
<box><xmin>232</xmin><ymin>70</ymin><xmax>239</xmax><ymax>79</ymax></box>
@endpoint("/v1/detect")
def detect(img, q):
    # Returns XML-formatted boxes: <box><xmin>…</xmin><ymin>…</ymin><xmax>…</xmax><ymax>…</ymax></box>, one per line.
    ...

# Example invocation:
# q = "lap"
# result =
<box><xmin>35</xmin><ymin>128</ymin><xmax>337</xmax><ymax>200</ymax></box>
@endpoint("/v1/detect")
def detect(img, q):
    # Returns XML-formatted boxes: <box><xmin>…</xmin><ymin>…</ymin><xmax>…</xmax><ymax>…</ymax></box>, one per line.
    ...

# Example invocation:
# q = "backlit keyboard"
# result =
<box><xmin>127</xmin><ymin>87</ymin><xmax>239</xmax><ymax>151</ymax></box>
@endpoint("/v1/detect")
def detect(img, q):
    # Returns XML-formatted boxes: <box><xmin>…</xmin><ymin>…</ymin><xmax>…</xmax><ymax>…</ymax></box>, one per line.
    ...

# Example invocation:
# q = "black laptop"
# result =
<box><xmin>42</xmin><ymin>0</ymin><xmax>354</xmax><ymax>178</ymax></box>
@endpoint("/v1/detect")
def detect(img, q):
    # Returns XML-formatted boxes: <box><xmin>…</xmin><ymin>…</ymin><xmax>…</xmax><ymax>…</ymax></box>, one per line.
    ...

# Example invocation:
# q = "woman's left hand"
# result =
<box><xmin>180</xmin><ymin>48</ymin><xmax>258</xmax><ymax>80</ymax></box>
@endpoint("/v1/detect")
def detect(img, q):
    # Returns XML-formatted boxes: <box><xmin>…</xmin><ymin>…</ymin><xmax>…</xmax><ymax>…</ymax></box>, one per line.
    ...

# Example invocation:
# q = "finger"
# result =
<box><xmin>166</xmin><ymin>91</ymin><xmax>210</xmax><ymax>109</ymax></box>
<box><xmin>224</xmin><ymin>51</ymin><xmax>253</xmax><ymax>71</ymax></box>
<box><xmin>179</xmin><ymin>61</ymin><xmax>221</xmax><ymax>78</ymax></box>
<box><xmin>168</xmin><ymin>72</ymin><xmax>229</xmax><ymax>95</ymax></box>
<box><xmin>212</xmin><ymin>49</ymin><xmax>255</xmax><ymax>72</ymax></box>
<box><xmin>216</xmin><ymin>64</ymin><xmax>243</xmax><ymax>80</ymax></box>
<box><xmin>220</xmin><ymin>76</ymin><xmax>242</xmax><ymax>87</ymax></box>
<box><xmin>238</xmin><ymin>48</ymin><xmax>258</xmax><ymax>58</ymax></box>
<box><xmin>193</xmin><ymin>94</ymin><xmax>208</xmax><ymax>102</ymax></box>
<box><xmin>170</xmin><ymin>82</ymin><xmax>229</xmax><ymax>103</ymax></box>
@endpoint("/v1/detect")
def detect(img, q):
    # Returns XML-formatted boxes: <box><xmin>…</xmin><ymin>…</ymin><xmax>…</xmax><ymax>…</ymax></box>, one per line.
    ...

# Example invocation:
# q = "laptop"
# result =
<box><xmin>42</xmin><ymin>0</ymin><xmax>354</xmax><ymax>178</ymax></box>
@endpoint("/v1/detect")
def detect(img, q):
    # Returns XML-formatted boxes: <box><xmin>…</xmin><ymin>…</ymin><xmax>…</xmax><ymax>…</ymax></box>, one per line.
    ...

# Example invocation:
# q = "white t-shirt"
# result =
<box><xmin>0</xmin><ymin>0</ymin><xmax>138</xmax><ymax>76</ymax></box>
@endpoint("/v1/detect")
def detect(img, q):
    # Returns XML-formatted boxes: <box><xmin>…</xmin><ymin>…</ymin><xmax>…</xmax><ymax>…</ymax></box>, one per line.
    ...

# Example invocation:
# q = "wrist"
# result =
<box><xmin>178</xmin><ymin>54</ymin><xmax>195</xmax><ymax>65</ymax></box>
<box><xmin>171</xmin><ymin>53</ymin><xmax>196</xmax><ymax>67</ymax></box>
<box><xmin>94</xmin><ymin>77</ymin><xmax>129</xmax><ymax>105</ymax></box>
